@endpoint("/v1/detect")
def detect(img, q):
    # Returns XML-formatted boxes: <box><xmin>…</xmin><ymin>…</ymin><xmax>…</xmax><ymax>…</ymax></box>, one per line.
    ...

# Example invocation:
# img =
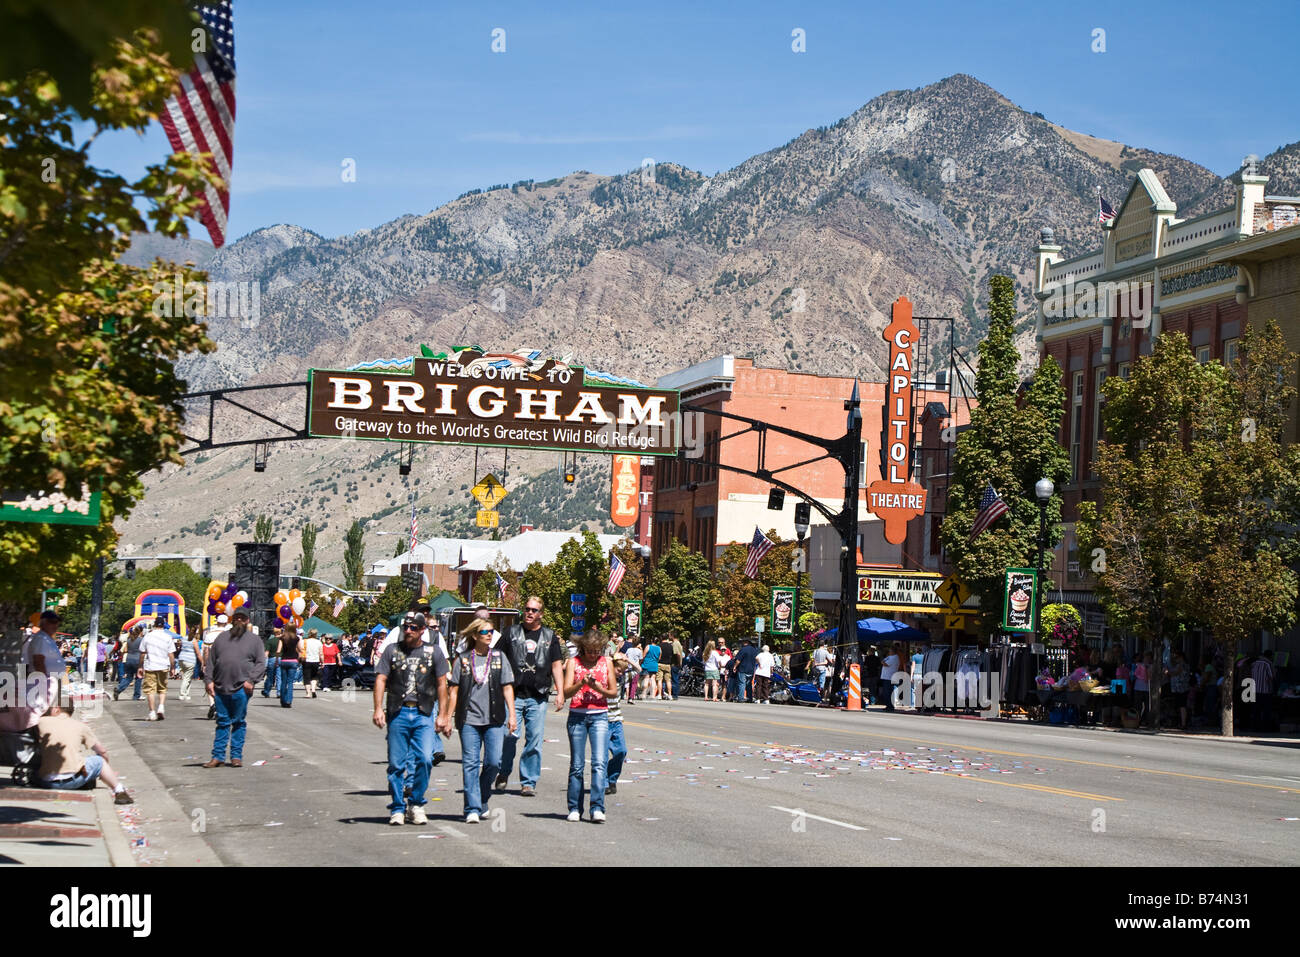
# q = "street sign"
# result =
<box><xmin>944</xmin><ymin>613</ymin><xmax>966</xmax><ymax>630</ymax></box>
<box><xmin>1002</xmin><ymin>568</ymin><xmax>1038</xmax><ymax>633</ymax></box>
<box><xmin>475</xmin><ymin>509</ymin><xmax>500</xmax><ymax>528</ymax></box>
<box><xmin>470</xmin><ymin>474</ymin><xmax>508</xmax><ymax>509</ymax></box>
<box><xmin>754</xmin><ymin>616</ymin><xmax>765</xmax><ymax>633</ymax></box>
<box><xmin>936</xmin><ymin>575</ymin><xmax>971</xmax><ymax>612</ymax></box>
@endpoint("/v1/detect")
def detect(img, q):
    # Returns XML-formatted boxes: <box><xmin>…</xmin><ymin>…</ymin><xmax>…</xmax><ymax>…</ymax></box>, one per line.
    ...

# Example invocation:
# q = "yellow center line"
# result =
<box><xmin>624</xmin><ymin>721</ymin><xmax>1122</xmax><ymax>802</ymax></box>
<box><xmin>657</xmin><ymin>708</ymin><xmax>1298</xmax><ymax>795</ymax></box>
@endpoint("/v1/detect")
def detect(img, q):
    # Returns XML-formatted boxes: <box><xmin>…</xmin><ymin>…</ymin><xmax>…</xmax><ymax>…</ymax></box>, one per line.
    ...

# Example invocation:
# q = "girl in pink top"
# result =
<box><xmin>562</xmin><ymin>628</ymin><xmax>618</xmax><ymax>822</ymax></box>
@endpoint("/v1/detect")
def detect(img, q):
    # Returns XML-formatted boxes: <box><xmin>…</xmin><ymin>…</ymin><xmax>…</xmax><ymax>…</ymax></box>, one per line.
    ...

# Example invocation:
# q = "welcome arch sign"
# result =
<box><xmin>309</xmin><ymin>346</ymin><xmax>681</xmax><ymax>456</ymax></box>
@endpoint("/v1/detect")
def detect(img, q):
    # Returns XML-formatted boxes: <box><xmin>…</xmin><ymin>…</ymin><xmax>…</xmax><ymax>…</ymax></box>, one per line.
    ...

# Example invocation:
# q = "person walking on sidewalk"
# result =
<box><xmin>732</xmin><ymin>638</ymin><xmax>759</xmax><ymax>703</ymax></box>
<box><xmin>496</xmin><ymin>595</ymin><xmax>565</xmax><ymax>797</ymax></box>
<box><xmin>302</xmin><ymin>628</ymin><xmax>324</xmax><ymax>699</ymax></box>
<box><xmin>36</xmin><ymin>698</ymin><xmax>133</xmax><ymax>803</ymax></box>
<box><xmin>439</xmin><ymin>619</ymin><xmax>516</xmax><ymax>824</ymax></box>
<box><xmin>374</xmin><ymin>612</ymin><xmax>450</xmax><ymax>826</ymax></box>
<box><xmin>562</xmin><ymin>628</ymin><xmax>618</xmax><ymax>823</ymax></box>
<box><xmin>139</xmin><ymin>617</ymin><xmax>176</xmax><ymax>721</ymax></box>
<box><xmin>754</xmin><ymin>644</ymin><xmax>775</xmax><ymax>703</ymax></box>
<box><xmin>606</xmin><ymin>654</ymin><xmax>630</xmax><ymax>794</ymax></box>
<box><xmin>113</xmin><ymin>626</ymin><xmax>144</xmax><ymax>701</ymax></box>
<box><xmin>276</xmin><ymin>624</ymin><xmax>302</xmax><ymax>708</ymax></box>
<box><xmin>177</xmin><ymin>626</ymin><xmax>201</xmax><ymax>701</ymax></box>
<box><xmin>203</xmin><ymin>610</ymin><xmax>267</xmax><ymax>768</ymax></box>
<box><xmin>261</xmin><ymin>622</ymin><xmax>282</xmax><ymax>698</ymax></box>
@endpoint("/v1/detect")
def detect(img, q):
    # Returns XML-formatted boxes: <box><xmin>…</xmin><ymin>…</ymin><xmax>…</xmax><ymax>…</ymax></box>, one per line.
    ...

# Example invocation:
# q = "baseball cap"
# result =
<box><xmin>216</xmin><ymin>614</ymin><xmax>230</xmax><ymax>624</ymax></box>
<box><xmin>403</xmin><ymin>612</ymin><xmax>426</xmax><ymax>631</ymax></box>
<box><xmin>153</xmin><ymin>615</ymin><xmax>168</xmax><ymax>627</ymax></box>
<box><xmin>231</xmin><ymin>609</ymin><xmax>249</xmax><ymax>621</ymax></box>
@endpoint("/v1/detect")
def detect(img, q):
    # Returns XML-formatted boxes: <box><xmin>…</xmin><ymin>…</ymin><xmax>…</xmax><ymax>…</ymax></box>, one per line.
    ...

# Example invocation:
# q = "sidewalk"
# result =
<box><xmin>0</xmin><ymin>694</ymin><xmax>220</xmax><ymax>867</ymax></box>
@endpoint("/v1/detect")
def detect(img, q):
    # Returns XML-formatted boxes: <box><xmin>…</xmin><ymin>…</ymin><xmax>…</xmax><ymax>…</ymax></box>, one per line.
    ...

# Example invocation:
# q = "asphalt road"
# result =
<box><xmin>104</xmin><ymin>689</ymin><xmax>1300</xmax><ymax>866</ymax></box>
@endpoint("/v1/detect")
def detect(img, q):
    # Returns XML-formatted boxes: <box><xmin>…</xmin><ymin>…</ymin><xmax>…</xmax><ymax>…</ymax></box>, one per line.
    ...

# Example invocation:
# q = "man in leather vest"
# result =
<box><xmin>372</xmin><ymin>613</ymin><xmax>449</xmax><ymax>826</ymax></box>
<box><xmin>495</xmin><ymin>595</ymin><xmax>566</xmax><ymax>797</ymax></box>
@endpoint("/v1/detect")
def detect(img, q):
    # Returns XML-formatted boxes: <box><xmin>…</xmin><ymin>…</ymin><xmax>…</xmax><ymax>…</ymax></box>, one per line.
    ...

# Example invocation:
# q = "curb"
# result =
<box><xmin>91</xmin><ymin>702</ymin><xmax>222</xmax><ymax>866</ymax></box>
<box><xmin>92</xmin><ymin>787</ymin><xmax>136</xmax><ymax>867</ymax></box>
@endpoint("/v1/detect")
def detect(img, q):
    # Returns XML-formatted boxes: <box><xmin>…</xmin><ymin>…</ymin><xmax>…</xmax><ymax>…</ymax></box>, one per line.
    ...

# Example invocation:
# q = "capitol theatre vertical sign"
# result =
<box><xmin>867</xmin><ymin>296</ymin><xmax>927</xmax><ymax>544</ymax></box>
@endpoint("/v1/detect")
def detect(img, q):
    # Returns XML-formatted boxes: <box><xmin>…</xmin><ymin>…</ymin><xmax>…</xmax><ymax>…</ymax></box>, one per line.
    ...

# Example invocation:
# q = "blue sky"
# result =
<box><xmin>91</xmin><ymin>0</ymin><xmax>1300</xmax><ymax>243</ymax></box>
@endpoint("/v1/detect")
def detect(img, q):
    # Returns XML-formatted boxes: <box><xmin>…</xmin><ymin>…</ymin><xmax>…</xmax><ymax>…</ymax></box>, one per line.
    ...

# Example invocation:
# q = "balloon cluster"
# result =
<box><xmin>275</xmin><ymin>588</ymin><xmax>307</xmax><ymax>628</ymax></box>
<box><xmin>207</xmin><ymin>582</ymin><xmax>248</xmax><ymax>618</ymax></box>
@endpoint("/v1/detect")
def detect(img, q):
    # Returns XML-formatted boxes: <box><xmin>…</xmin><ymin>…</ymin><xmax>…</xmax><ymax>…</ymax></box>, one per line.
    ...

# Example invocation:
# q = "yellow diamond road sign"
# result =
<box><xmin>471</xmin><ymin>474</ymin><xmax>508</xmax><ymax>509</ymax></box>
<box><xmin>936</xmin><ymin>575</ymin><xmax>971</xmax><ymax>612</ymax></box>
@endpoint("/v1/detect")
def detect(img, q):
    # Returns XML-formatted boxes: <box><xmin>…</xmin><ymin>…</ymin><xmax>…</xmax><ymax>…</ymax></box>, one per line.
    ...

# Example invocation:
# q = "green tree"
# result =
<box><xmin>518</xmin><ymin>531</ymin><xmax>607</xmax><ymax>641</ymax></box>
<box><xmin>342</xmin><ymin>519</ymin><xmax>365</xmax><ymax>591</ymax></box>
<box><xmin>713</xmin><ymin>533</ymin><xmax>810</xmax><ymax>642</ymax></box>
<box><xmin>0</xmin><ymin>26</ymin><xmax>219</xmax><ymax>639</ymax></box>
<box><xmin>940</xmin><ymin>275</ymin><xmax>1071</xmax><ymax>630</ymax></box>
<box><xmin>1077</xmin><ymin>325</ymin><xmax>1300</xmax><ymax>735</ymax></box>
<box><xmin>299</xmin><ymin>522</ymin><xmax>317</xmax><ymax>579</ymax></box>
<box><xmin>644</xmin><ymin>540</ymin><xmax>716</xmax><ymax>643</ymax></box>
<box><xmin>254</xmin><ymin>514</ymin><xmax>274</xmax><ymax>543</ymax></box>
<box><xmin>471</xmin><ymin>555</ymin><xmax>519</xmax><ymax>607</ymax></box>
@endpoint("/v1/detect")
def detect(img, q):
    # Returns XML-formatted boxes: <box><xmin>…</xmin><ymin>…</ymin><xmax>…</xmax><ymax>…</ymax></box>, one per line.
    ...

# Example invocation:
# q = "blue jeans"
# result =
<box><xmin>404</xmin><ymin>702</ymin><xmax>442</xmax><ymax>782</ymax></box>
<box><xmin>499</xmin><ymin>695</ymin><xmax>547</xmax><ymax>788</ymax></box>
<box><xmin>607</xmin><ymin>719</ymin><xmax>626</xmax><ymax>786</ymax></box>
<box><xmin>42</xmin><ymin>753</ymin><xmax>103</xmax><ymax>790</ymax></box>
<box><xmin>566</xmin><ymin>710</ymin><xmax>609</xmax><ymax>815</ymax></box>
<box><xmin>459</xmin><ymin>723</ymin><xmax>505</xmax><ymax>816</ymax></box>
<box><xmin>386</xmin><ymin>707</ymin><xmax>436</xmax><ymax>813</ymax></box>
<box><xmin>212</xmin><ymin>688</ymin><xmax>250</xmax><ymax>762</ymax></box>
<box><xmin>263</xmin><ymin>656</ymin><xmax>280</xmax><ymax>695</ymax></box>
<box><xmin>671</xmin><ymin>665</ymin><xmax>681</xmax><ymax>698</ymax></box>
<box><xmin>117</xmin><ymin>660</ymin><xmax>142</xmax><ymax>699</ymax></box>
<box><xmin>738</xmin><ymin>671</ymin><xmax>754</xmax><ymax>702</ymax></box>
<box><xmin>279</xmin><ymin>661</ymin><xmax>300</xmax><ymax>705</ymax></box>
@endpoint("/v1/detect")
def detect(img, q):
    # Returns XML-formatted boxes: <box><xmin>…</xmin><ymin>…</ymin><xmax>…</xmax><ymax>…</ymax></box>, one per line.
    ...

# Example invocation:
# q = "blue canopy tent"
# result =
<box><xmin>822</xmin><ymin>618</ymin><xmax>930</xmax><ymax>643</ymax></box>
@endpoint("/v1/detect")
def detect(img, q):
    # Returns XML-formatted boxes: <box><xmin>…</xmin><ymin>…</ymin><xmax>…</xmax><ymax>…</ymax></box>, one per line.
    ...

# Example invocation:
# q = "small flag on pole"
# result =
<box><xmin>1098</xmin><ymin>191</ymin><xmax>1117</xmax><ymax>225</ymax></box>
<box><xmin>743</xmin><ymin>527</ymin><xmax>775</xmax><ymax>579</ymax></box>
<box><xmin>495</xmin><ymin>572</ymin><xmax>508</xmax><ymax>605</ymax></box>
<box><xmin>607</xmin><ymin>553</ymin><xmax>626</xmax><ymax>595</ymax></box>
<box><xmin>969</xmin><ymin>484</ymin><xmax>1010</xmax><ymax>542</ymax></box>
<box><xmin>332</xmin><ymin>596</ymin><xmax>346</xmax><ymax>617</ymax></box>
<box><xmin>307</xmin><ymin>600</ymin><xmax>319</xmax><ymax>619</ymax></box>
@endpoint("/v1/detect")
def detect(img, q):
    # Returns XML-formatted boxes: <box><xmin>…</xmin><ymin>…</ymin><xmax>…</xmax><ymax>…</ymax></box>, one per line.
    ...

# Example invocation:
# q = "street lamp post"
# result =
<box><xmin>794</xmin><ymin>502</ymin><xmax>810</xmax><ymax>643</ymax></box>
<box><xmin>636</xmin><ymin>543</ymin><xmax>651</xmax><ymax>612</ymax></box>
<box><xmin>1034</xmin><ymin>477</ymin><xmax>1055</xmax><ymax>644</ymax></box>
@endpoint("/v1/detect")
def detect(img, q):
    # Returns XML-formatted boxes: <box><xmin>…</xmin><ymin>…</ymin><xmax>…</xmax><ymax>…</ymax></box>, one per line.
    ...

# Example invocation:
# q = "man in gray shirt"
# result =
<box><xmin>203</xmin><ymin>610</ymin><xmax>267</xmax><ymax>768</ymax></box>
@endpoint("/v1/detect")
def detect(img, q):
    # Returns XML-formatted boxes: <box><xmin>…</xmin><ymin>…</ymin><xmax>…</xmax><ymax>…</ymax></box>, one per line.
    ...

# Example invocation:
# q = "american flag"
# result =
<box><xmin>332</xmin><ymin>596</ymin><xmax>346</xmax><ymax>617</ymax></box>
<box><xmin>1098</xmin><ymin>192</ymin><xmax>1117</xmax><ymax>225</ymax></box>
<box><xmin>409</xmin><ymin>503</ymin><xmax>419</xmax><ymax>552</ymax></box>
<box><xmin>968</xmin><ymin>484</ymin><xmax>1010</xmax><ymax>542</ymax></box>
<box><xmin>159</xmin><ymin>2</ymin><xmax>236</xmax><ymax>248</ymax></box>
<box><xmin>307</xmin><ymin>600</ymin><xmax>319</xmax><ymax>619</ymax></box>
<box><xmin>495</xmin><ymin>572</ymin><xmax>508</xmax><ymax>604</ymax></box>
<box><xmin>607</xmin><ymin>553</ymin><xmax>626</xmax><ymax>595</ymax></box>
<box><xmin>743</xmin><ymin>527</ymin><xmax>775</xmax><ymax>579</ymax></box>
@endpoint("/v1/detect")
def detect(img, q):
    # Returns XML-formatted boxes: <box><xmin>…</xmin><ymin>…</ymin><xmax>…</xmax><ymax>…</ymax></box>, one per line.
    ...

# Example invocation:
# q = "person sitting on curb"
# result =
<box><xmin>36</xmin><ymin>697</ymin><xmax>134</xmax><ymax>804</ymax></box>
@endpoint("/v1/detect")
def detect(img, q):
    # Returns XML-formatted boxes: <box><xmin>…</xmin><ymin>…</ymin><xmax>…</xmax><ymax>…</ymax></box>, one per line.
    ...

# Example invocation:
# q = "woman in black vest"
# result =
<box><xmin>439</xmin><ymin>620</ymin><xmax>516</xmax><ymax>824</ymax></box>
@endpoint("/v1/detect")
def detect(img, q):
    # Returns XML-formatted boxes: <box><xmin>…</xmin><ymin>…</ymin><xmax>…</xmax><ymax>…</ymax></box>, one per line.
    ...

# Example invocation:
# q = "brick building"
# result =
<box><xmin>650</xmin><ymin>356</ymin><xmax>970</xmax><ymax>617</ymax></box>
<box><xmin>1033</xmin><ymin>157</ymin><xmax>1300</xmax><ymax>646</ymax></box>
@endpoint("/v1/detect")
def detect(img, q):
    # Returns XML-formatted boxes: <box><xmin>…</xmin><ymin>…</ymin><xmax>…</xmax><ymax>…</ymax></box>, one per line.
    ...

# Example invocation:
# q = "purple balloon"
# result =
<box><xmin>207</xmin><ymin>600</ymin><xmax>218</xmax><ymax>614</ymax></box>
<box><xmin>279</xmin><ymin>604</ymin><xmax>292</xmax><ymax>619</ymax></box>
<box><xmin>223</xmin><ymin>585</ymin><xmax>238</xmax><ymax>600</ymax></box>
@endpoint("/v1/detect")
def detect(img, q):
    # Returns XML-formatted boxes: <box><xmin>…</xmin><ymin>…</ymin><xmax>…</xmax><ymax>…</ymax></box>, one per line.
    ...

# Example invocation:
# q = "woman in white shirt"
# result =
<box><xmin>753</xmin><ymin>645</ymin><xmax>776</xmax><ymax>703</ymax></box>
<box><xmin>879</xmin><ymin>641</ymin><xmax>903</xmax><ymax>711</ymax></box>
<box><xmin>302</xmin><ymin>628</ymin><xmax>324</xmax><ymax>699</ymax></box>
<box><xmin>702</xmin><ymin>640</ymin><xmax>723</xmax><ymax>701</ymax></box>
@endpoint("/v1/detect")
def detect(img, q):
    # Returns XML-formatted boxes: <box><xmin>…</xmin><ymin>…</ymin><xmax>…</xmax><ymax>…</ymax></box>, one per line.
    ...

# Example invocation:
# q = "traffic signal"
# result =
<box><xmin>124</xmin><ymin>560</ymin><xmax>136</xmax><ymax>580</ymax></box>
<box><xmin>794</xmin><ymin>501</ymin><xmax>811</xmax><ymax>528</ymax></box>
<box><xmin>767</xmin><ymin>487</ymin><xmax>785</xmax><ymax>510</ymax></box>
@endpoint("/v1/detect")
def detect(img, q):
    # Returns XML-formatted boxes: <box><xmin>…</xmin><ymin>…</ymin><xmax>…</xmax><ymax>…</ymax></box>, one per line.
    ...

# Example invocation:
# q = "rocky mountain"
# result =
<box><xmin>117</xmin><ymin>74</ymin><xmax>1295</xmax><ymax>582</ymax></box>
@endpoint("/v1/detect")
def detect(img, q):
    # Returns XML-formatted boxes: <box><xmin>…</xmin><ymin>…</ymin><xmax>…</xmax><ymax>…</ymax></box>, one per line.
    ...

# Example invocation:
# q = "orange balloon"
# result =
<box><xmin>230</xmin><ymin>595</ymin><xmax>244</xmax><ymax>609</ymax></box>
<box><xmin>274</xmin><ymin>591</ymin><xmax>289</xmax><ymax>607</ymax></box>
<box><xmin>207</xmin><ymin>583</ymin><xmax>222</xmax><ymax>600</ymax></box>
<box><xmin>214</xmin><ymin>601</ymin><xmax>226</xmax><ymax>613</ymax></box>
<box><xmin>292</xmin><ymin>615</ymin><xmax>304</xmax><ymax>627</ymax></box>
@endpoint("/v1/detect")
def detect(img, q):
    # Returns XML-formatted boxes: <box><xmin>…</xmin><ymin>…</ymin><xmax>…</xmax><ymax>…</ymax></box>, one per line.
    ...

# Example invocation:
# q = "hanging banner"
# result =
<box><xmin>1002</xmin><ymin>568</ymin><xmax>1038</xmax><ymax>633</ymax></box>
<box><xmin>309</xmin><ymin>347</ymin><xmax>681</xmax><ymax>455</ymax></box>
<box><xmin>610</xmin><ymin>454</ymin><xmax>640</xmax><ymax>528</ymax></box>
<box><xmin>770</xmin><ymin>586</ymin><xmax>796</xmax><ymax>635</ymax></box>
<box><xmin>866</xmin><ymin>297</ymin><xmax>927</xmax><ymax>544</ymax></box>
<box><xmin>622</xmin><ymin>600</ymin><xmax>642</xmax><ymax>642</ymax></box>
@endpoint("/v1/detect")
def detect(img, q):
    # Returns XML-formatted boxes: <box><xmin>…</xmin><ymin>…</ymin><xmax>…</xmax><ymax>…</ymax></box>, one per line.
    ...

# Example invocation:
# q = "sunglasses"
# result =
<box><xmin>403</xmin><ymin>624</ymin><xmax>421</xmax><ymax>631</ymax></box>
<box><xmin>524</xmin><ymin>607</ymin><xmax>541</xmax><ymax>613</ymax></box>
<box><xmin>478</xmin><ymin>629</ymin><xmax>493</xmax><ymax>635</ymax></box>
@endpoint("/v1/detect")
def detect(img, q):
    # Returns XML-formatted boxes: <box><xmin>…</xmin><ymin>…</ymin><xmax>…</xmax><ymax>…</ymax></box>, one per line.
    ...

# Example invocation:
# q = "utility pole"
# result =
<box><xmin>835</xmin><ymin>382</ymin><xmax>863</xmax><ymax>686</ymax></box>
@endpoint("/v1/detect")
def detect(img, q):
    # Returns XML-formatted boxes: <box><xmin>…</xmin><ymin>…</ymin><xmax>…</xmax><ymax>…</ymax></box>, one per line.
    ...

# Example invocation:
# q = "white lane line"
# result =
<box><xmin>769</xmin><ymin>806</ymin><xmax>869</xmax><ymax>831</ymax></box>
<box><xmin>438</xmin><ymin>825</ymin><xmax>468</xmax><ymax>839</ymax></box>
<box><xmin>1240</xmin><ymin>775</ymin><xmax>1300</xmax><ymax>785</ymax></box>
